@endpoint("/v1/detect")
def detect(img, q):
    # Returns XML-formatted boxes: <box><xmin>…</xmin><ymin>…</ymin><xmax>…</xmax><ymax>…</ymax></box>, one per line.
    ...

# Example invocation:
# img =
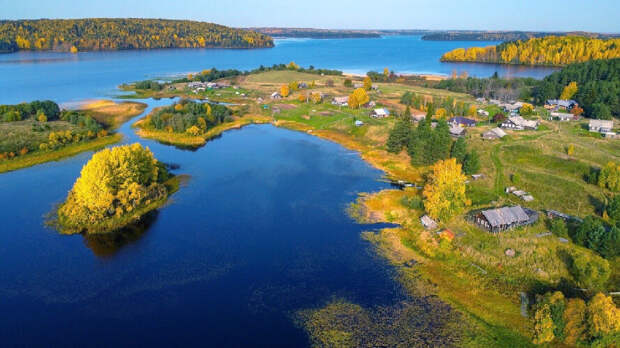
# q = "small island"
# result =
<box><xmin>56</xmin><ymin>143</ymin><xmax>178</xmax><ymax>234</ymax></box>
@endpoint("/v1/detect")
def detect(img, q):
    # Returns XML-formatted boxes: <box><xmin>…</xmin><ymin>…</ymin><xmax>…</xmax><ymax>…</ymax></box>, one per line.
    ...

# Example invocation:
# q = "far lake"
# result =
<box><xmin>0</xmin><ymin>36</ymin><xmax>555</xmax><ymax>346</ymax></box>
<box><xmin>0</xmin><ymin>36</ymin><xmax>557</xmax><ymax>104</ymax></box>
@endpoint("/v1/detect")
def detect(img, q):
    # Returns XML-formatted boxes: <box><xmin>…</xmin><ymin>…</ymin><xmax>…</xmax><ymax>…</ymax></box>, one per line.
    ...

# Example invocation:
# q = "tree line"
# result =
<box><xmin>434</xmin><ymin>58</ymin><xmax>620</xmax><ymax>119</ymax></box>
<box><xmin>441</xmin><ymin>36</ymin><xmax>620</xmax><ymax>66</ymax></box>
<box><xmin>143</xmin><ymin>100</ymin><xmax>232</xmax><ymax>136</ymax></box>
<box><xmin>386</xmin><ymin>107</ymin><xmax>480</xmax><ymax>173</ymax></box>
<box><xmin>0</xmin><ymin>19</ymin><xmax>274</xmax><ymax>53</ymax></box>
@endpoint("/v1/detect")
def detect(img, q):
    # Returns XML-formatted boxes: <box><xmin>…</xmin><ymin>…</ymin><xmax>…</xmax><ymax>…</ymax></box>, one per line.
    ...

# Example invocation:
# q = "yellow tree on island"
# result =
<box><xmin>280</xmin><ymin>84</ymin><xmax>290</xmax><ymax>97</ymax></box>
<box><xmin>422</xmin><ymin>158</ymin><xmax>470</xmax><ymax>221</ymax></box>
<box><xmin>363</xmin><ymin>76</ymin><xmax>372</xmax><ymax>90</ymax></box>
<box><xmin>348</xmin><ymin>88</ymin><xmax>369</xmax><ymax>109</ymax></box>
<box><xmin>560</xmin><ymin>81</ymin><xmax>578</xmax><ymax>100</ymax></box>
<box><xmin>57</xmin><ymin>143</ymin><xmax>170</xmax><ymax>234</ymax></box>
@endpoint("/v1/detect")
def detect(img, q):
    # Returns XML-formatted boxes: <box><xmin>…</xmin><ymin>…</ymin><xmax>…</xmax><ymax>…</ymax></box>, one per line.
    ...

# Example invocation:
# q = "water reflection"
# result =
<box><xmin>82</xmin><ymin>210</ymin><xmax>158</xmax><ymax>258</ymax></box>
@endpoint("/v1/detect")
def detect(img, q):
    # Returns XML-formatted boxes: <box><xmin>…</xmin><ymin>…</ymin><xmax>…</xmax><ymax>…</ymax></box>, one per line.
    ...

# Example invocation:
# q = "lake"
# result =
<box><xmin>0</xmin><ymin>36</ymin><xmax>550</xmax><ymax>346</ymax></box>
<box><xmin>0</xmin><ymin>35</ymin><xmax>557</xmax><ymax>104</ymax></box>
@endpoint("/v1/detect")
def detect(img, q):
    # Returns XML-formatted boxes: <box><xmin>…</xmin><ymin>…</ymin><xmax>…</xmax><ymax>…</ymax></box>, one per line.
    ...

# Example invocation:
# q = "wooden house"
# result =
<box><xmin>473</xmin><ymin>206</ymin><xmax>538</xmax><ymax>233</ymax></box>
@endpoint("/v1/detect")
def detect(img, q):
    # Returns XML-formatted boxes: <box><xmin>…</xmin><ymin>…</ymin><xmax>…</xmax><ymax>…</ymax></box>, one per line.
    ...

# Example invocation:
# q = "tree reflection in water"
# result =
<box><xmin>82</xmin><ymin>211</ymin><xmax>159</xmax><ymax>258</ymax></box>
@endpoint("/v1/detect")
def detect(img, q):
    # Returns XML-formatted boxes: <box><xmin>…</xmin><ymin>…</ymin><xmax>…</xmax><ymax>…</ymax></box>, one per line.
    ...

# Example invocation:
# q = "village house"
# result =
<box><xmin>420</xmin><ymin>215</ymin><xmax>438</xmax><ymax>230</ymax></box>
<box><xmin>472</xmin><ymin>206</ymin><xmax>538</xmax><ymax>233</ymax></box>
<box><xmin>448</xmin><ymin>116</ymin><xmax>477</xmax><ymax>127</ymax></box>
<box><xmin>501</xmin><ymin>102</ymin><xmax>523</xmax><ymax>114</ymax></box>
<box><xmin>550</xmin><ymin>112</ymin><xmax>575</xmax><ymax>121</ymax></box>
<box><xmin>187</xmin><ymin>81</ymin><xmax>207</xmax><ymax>89</ymax></box>
<box><xmin>482</xmin><ymin>127</ymin><xmax>507</xmax><ymax>140</ymax></box>
<box><xmin>411</xmin><ymin>110</ymin><xmax>426</xmax><ymax>122</ymax></box>
<box><xmin>370</xmin><ymin>108</ymin><xmax>390</xmax><ymax>118</ymax></box>
<box><xmin>545</xmin><ymin>99</ymin><xmax>578</xmax><ymax>111</ymax></box>
<box><xmin>270</xmin><ymin>92</ymin><xmax>282</xmax><ymax>100</ymax></box>
<box><xmin>589</xmin><ymin>119</ymin><xmax>614</xmax><ymax>135</ymax></box>
<box><xmin>501</xmin><ymin>116</ymin><xmax>539</xmax><ymax>130</ymax></box>
<box><xmin>332</xmin><ymin>96</ymin><xmax>349</xmax><ymax>107</ymax></box>
<box><xmin>449</xmin><ymin>124</ymin><xmax>466</xmax><ymax>137</ymax></box>
<box><xmin>478</xmin><ymin>109</ymin><xmax>490</xmax><ymax>117</ymax></box>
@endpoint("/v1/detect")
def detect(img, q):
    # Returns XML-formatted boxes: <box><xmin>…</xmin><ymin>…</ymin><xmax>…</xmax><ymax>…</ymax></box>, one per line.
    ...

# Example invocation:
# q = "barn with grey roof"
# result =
<box><xmin>473</xmin><ymin>206</ymin><xmax>538</xmax><ymax>233</ymax></box>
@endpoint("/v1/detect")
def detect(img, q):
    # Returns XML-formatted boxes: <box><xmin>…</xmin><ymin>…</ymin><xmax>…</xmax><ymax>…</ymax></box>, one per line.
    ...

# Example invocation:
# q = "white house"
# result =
<box><xmin>501</xmin><ymin>116</ymin><xmax>539</xmax><ymax>130</ymax></box>
<box><xmin>332</xmin><ymin>96</ymin><xmax>349</xmax><ymax>107</ymax></box>
<box><xmin>370</xmin><ymin>108</ymin><xmax>390</xmax><ymax>118</ymax></box>
<box><xmin>550</xmin><ymin>112</ymin><xmax>574</xmax><ymax>121</ymax></box>
<box><xmin>271</xmin><ymin>92</ymin><xmax>282</xmax><ymax>100</ymax></box>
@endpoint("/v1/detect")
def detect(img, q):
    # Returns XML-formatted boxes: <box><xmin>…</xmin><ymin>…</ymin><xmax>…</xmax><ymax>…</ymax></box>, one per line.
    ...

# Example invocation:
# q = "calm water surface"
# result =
<box><xmin>0</xmin><ymin>36</ymin><xmax>557</xmax><ymax>104</ymax></box>
<box><xmin>0</xmin><ymin>36</ymin><xmax>553</xmax><ymax>346</ymax></box>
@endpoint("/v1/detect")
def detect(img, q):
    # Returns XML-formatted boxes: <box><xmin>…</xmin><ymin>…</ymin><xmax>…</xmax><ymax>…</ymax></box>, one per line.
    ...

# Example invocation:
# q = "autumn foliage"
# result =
<box><xmin>57</xmin><ymin>143</ymin><xmax>170</xmax><ymax>234</ymax></box>
<box><xmin>0</xmin><ymin>18</ymin><xmax>273</xmax><ymax>53</ymax></box>
<box><xmin>422</xmin><ymin>158</ymin><xmax>469</xmax><ymax>221</ymax></box>
<box><xmin>441</xmin><ymin>36</ymin><xmax>620</xmax><ymax>66</ymax></box>
<box><xmin>348</xmin><ymin>88</ymin><xmax>369</xmax><ymax>109</ymax></box>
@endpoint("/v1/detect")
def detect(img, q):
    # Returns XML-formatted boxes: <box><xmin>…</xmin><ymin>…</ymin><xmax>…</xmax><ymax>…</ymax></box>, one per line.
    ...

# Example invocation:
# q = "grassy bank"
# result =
<box><xmin>134</xmin><ymin>113</ymin><xmax>273</xmax><ymax>147</ymax></box>
<box><xmin>0</xmin><ymin>134</ymin><xmax>121</xmax><ymax>174</ymax></box>
<box><xmin>79</xmin><ymin>100</ymin><xmax>147</xmax><ymax>128</ymax></box>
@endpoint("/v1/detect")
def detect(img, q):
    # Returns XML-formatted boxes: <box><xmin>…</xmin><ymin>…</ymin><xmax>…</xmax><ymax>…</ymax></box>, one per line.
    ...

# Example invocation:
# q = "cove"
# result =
<box><xmin>0</xmin><ymin>104</ymin><xmax>416</xmax><ymax>346</ymax></box>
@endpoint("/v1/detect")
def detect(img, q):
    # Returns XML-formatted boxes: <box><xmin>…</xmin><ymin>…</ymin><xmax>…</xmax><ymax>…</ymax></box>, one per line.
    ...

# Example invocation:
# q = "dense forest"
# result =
<box><xmin>422</xmin><ymin>31</ymin><xmax>619</xmax><ymax>41</ymax></box>
<box><xmin>0</xmin><ymin>19</ymin><xmax>273</xmax><ymax>53</ymax></box>
<box><xmin>143</xmin><ymin>100</ymin><xmax>232</xmax><ymax>135</ymax></box>
<box><xmin>440</xmin><ymin>36</ymin><xmax>620</xmax><ymax>66</ymax></box>
<box><xmin>435</xmin><ymin>59</ymin><xmax>620</xmax><ymax>119</ymax></box>
<box><xmin>533</xmin><ymin>58</ymin><xmax>620</xmax><ymax>119</ymax></box>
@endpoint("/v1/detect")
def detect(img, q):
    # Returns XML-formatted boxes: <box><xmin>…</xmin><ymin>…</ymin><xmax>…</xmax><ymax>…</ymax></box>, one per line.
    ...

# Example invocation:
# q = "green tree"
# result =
<box><xmin>591</xmin><ymin>103</ymin><xmax>612</xmax><ymax>120</ymax></box>
<box><xmin>450</xmin><ymin>136</ymin><xmax>468</xmax><ymax>164</ymax></box>
<box><xmin>569</xmin><ymin>250</ymin><xmax>610</xmax><ymax>290</ymax></box>
<box><xmin>463</xmin><ymin>150</ymin><xmax>480</xmax><ymax>175</ymax></box>
<box><xmin>386</xmin><ymin>119</ymin><xmax>411</xmax><ymax>153</ymax></box>
<box><xmin>550</xmin><ymin>218</ymin><xmax>569</xmax><ymax>238</ymax></box>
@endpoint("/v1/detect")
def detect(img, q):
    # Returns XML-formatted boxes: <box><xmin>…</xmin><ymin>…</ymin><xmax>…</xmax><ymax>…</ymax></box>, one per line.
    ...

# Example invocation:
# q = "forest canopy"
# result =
<box><xmin>57</xmin><ymin>143</ymin><xmax>171</xmax><ymax>234</ymax></box>
<box><xmin>0</xmin><ymin>18</ymin><xmax>274</xmax><ymax>53</ymax></box>
<box><xmin>440</xmin><ymin>36</ymin><xmax>620</xmax><ymax>66</ymax></box>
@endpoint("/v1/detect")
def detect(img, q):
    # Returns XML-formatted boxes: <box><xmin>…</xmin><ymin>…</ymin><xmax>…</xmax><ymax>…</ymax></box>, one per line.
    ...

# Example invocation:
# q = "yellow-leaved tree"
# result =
<box><xmin>280</xmin><ymin>84</ymin><xmax>290</xmax><ymax>98</ymax></box>
<box><xmin>348</xmin><ymin>88</ymin><xmax>369</xmax><ymax>109</ymax></box>
<box><xmin>560</xmin><ymin>82</ymin><xmax>578</xmax><ymax>100</ymax></box>
<box><xmin>587</xmin><ymin>293</ymin><xmax>620</xmax><ymax>337</ymax></box>
<box><xmin>422</xmin><ymin>158</ymin><xmax>469</xmax><ymax>221</ymax></box>
<box><xmin>57</xmin><ymin>143</ymin><xmax>170</xmax><ymax>234</ymax></box>
<box><xmin>563</xmin><ymin>298</ymin><xmax>587</xmax><ymax>346</ymax></box>
<box><xmin>363</xmin><ymin>76</ymin><xmax>372</xmax><ymax>90</ymax></box>
<box><xmin>533</xmin><ymin>304</ymin><xmax>555</xmax><ymax>344</ymax></box>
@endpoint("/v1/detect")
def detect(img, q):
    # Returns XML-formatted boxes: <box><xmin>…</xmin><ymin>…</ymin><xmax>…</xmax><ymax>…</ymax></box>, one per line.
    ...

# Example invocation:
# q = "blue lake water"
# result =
<box><xmin>0</xmin><ymin>36</ymin><xmax>552</xmax><ymax>346</ymax></box>
<box><xmin>0</xmin><ymin>36</ymin><xmax>557</xmax><ymax>104</ymax></box>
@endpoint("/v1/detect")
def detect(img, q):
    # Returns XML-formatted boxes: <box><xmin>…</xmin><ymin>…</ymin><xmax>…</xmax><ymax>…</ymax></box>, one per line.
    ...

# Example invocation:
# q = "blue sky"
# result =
<box><xmin>1</xmin><ymin>0</ymin><xmax>619</xmax><ymax>32</ymax></box>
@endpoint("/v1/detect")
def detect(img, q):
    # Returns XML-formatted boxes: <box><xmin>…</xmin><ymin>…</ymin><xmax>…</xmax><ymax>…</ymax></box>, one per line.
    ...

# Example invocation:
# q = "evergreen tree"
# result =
<box><xmin>463</xmin><ymin>150</ymin><xmax>481</xmax><ymax>175</ymax></box>
<box><xmin>450</xmin><ymin>137</ymin><xmax>468</xmax><ymax>164</ymax></box>
<box><xmin>601</xmin><ymin>226</ymin><xmax>620</xmax><ymax>259</ymax></box>
<box><xmin>386</xmin><ymin>119</ymin><xmax>411</xmax><ymax>153</ymax></box>
<box><xmin>431</xmin><ymin>119</ymin><xmax>452</xmax><ymax>163</ymax></box>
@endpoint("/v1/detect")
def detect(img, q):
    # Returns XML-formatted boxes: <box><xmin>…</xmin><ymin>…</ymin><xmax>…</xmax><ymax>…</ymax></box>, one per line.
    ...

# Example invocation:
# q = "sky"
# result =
<box><xmin>1</xmin><ymin>0</ymin><xmax>619</xmax><ymax>33</ymax></box>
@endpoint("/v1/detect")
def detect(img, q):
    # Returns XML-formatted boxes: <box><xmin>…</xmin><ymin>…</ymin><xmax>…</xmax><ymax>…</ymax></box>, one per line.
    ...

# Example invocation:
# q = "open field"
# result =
<box><xmin>79</xmin><ymin>100</ymin><xmax>147</xmax><ymax>128</ymax></box>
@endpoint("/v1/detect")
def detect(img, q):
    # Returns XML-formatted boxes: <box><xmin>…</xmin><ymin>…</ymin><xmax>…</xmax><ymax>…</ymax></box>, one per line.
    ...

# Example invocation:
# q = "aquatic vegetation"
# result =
<box><xmin>56</xmin><ymin>143</ymin><xmax>175</xmax><ymax>234</ymax></box>
<box><xmin>297</xmin><ymin>299</ymin><xmax>463</xmax><ymax>347</ymax></box>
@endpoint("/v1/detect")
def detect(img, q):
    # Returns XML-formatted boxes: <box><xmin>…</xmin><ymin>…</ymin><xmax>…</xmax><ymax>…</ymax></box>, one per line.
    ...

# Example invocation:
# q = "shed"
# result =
<box><xmin>370</xmin><ymin>108</ymin><xmax>390</xmax><ymax>118</ymax></box>
<box><xmin>473</xmin><ymin>206</ymin><xmax>537</xmax><ymax>233</ymax></box>
<box><xmin>482</xmin><ymin>127</ymin><xmax>506</xmax><ymax>140</ymax></box>
<box><xmin>355</xmin><ymin>120</ymin><xmax>364</xmax><ymax>127</ymax></box>
<box><xmin>420</xmin><ymin>215</ymin><xmax>438</xmax><ymax>230</ymax></box>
